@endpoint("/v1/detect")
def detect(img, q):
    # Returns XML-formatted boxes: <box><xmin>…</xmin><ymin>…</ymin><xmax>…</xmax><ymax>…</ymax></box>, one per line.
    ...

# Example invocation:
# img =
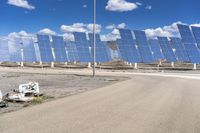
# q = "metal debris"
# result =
<box><xmin>19</xmin><ymin>82</ymin><xmax>40</xmax><ymax>95</ymax></box>
<box><xmin>5</xmin><ymin>82</ymin><xmax>40</xmax><ymax>102</ymax></box>
<box><xmin>5</xmin><ymin>92</ymin><xmax>33</xmax><ymax>102</ymax></box>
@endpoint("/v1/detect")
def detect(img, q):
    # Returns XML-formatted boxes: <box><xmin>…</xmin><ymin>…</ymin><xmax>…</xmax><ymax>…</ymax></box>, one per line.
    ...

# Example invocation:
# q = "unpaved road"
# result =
<box><xmin>1</xmin><ymin>71</ymin><xmax>200</xmax><ymax>133</ymax></box>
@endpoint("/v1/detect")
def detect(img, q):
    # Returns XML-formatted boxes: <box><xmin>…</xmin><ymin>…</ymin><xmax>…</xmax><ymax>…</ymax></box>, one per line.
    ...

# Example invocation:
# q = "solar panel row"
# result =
<box><xmin>1</xmin><ymin>24</ymin><xmax>200</xmax><ymax>65</ymax></box>
<box><xmin>117</xmin><ymin>25</ymin><xmax>200</xmax><ymax>64</ymax></box>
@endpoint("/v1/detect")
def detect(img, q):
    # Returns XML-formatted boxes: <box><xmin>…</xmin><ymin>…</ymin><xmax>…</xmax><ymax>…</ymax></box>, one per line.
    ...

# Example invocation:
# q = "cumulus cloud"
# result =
<box><xmin>7</xmin><ymin>0</ymin><xmax>35</xmax><ymax>10</ymax></box>
<box><xmin>60</xmin><ymin>23</ymin><xmax>102</xmax><ymax>33</ymax></box>
<box><xmin>117</xmin><ymin>23</ymin><xmax>126</xmax><ymax>29</ymax></box>
<box><xmin>106</xmin><ymin>23</ymin><xmax>126</xmax><ymax>30</ymax></box>
<box><xmin>145</xmin><ymin>21</ymin><xmax>184</xmax><ymax>39</ymax></box>
<box><xmin>106</xmin><ymin>0</ymin><xmax>138</xmax><ymax>12</ymax></box>
<box><xmin>8</xmin><ymin>31</ymin><xmax>31</xmax><ymax>39</ymax></box>
<box><xmin>38</xmin><ymin>28</ymin><xmax>56</xmax><ymax>35</ymax></box>
<box><xmin>101</xmin><ymin>23</ymin><xmax>126</xmax><ymax>41</ymax></box>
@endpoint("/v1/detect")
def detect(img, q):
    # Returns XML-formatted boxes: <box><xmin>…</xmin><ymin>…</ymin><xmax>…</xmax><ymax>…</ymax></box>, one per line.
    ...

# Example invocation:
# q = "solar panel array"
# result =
<box><xmin>2</xmin><ymin>24</ymin><xmax>200</xmax><ymax>66</ymax></box>
<box><xmin>133</xmin><ymin>30</ymin><xmax>154</xmax><ymax>63</ymax></box>
<box><xmin>88</xmin><ymin>33</ymin><xmax>111</xmax><ymax>62</ymax></box>
<box><xmin>177</xmin><ymin>24</ymin><xmax>200</xmax><ymax>63</ymax></box>
<box><xmin>117</xmin><ymin>29</ymin><xmax>142</xmax><ymax>63</ymax></box>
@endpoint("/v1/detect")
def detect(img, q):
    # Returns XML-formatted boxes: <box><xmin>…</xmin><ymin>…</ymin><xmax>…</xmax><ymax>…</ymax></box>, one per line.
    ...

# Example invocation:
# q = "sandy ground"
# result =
<box><xmin>0</xmin><ymin>67</ymin><xmax>128</xmax><ymax>114</ymax></box>
<box><xmin>1</xmin><ymin>70</ymin><xmax>200</xmax><ymax>133</ymax></box>
<box><xmin>1</xmin><ymin>67</ymin><xmax>200</xmax><ymax>133</ymax></box>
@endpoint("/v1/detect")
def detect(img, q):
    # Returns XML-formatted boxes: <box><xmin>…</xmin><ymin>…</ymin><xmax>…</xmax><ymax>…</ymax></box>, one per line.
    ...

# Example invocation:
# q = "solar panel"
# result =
<box><xmin>133</xmin><ymin>30</ymin><xmax>154</xmax><ymax>63</ymax></box>
<box><xmin>117</xmin><ymin>29</ymin><xmax>142</xmax><ymax>63</ymax></box>
<box><xmin>37</xmin><ymin>34</ymin><xmax>54</xmax><ymax>62</ymax></box>
<box><xmin>73</xmin><ymin>32</ymin><xmax>92</xmax><ymax>62</ymax></box>
<box><xmin>148</xmin><ymin>39</ymin><xmax>164</xmax><ymax>61</ymax></box>
<box><xmin>65</xmin><ymin>41</ymin><xmax>79</xmax><ymax>62</ymax></box>
<box><xmin>170</xmin><ymin>37</ymin><xmax>190</xmax><ymax>62</ymax></box>
<box><xmin>21</xmin><ymin>37</ymin><xmax>37</xmax><ymax>62</ymax></box>
<box><xmin>8</xmin><ymin>37</ymin><xmax>23</xmax><ymax>62</ymax></box>
<box><xmin>88</xmin><ymin>33</ymin><xmax>111</xmax><ymax>62</ymax></box>
<box><xmin>191</xmin><ymin>26</ymin><xmax>200</xmax><ymax>48</ymax></box>
<box><xmin>177</xmin><ymin>24</ymin><xmax>196</xmax><ymax>44</ymax></box>
<box><xmin>0</xmin><ymin>38</ymin><xmax>10</xmax><ymax>62</ymax></box>
<box><xmin>157</xmin><ymin>37</ymin><xmax>177</xmax><ymax>62</ymax></box>
<box><xmin>52</xmin><ymin>36</ymin><xmax>68</xmax><ymax>62</ymax></box>
<box><xmin>177</xmin><ymin>24</ymin><xmax>200</xmax><ymax>63</ymax></box>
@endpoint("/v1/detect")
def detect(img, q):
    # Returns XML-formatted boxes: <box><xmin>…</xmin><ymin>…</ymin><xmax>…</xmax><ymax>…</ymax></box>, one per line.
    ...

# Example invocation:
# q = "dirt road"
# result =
<box><xmin>1</xmin><ymin>72</ymin><xmax>200</xmax><ymax>133</ymax></box>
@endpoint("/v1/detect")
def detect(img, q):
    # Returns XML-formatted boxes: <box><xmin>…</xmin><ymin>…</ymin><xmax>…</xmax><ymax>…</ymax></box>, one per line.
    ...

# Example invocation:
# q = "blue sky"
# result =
<box><xmin>0</xmin><ymin>0</ymin><xmax>200</xmax><ymax>41</ymax></box>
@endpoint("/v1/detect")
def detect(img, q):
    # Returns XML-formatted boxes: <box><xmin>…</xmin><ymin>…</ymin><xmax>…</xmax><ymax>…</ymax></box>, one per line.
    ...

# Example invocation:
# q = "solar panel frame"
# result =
<box><xmin>88</xmin><ymin>33</ymin><xmax>111</xmax><ymax>62</ymax></box>
<box><xmin>157</xmin><ymin>37</ymin><xmax>177</xmax><ymax>62</ymax></box>
<box><xmin>65</xmin><ymin>41</ymin><xmax>79</xmax><ymax>62</ymax></box>
<box><xmin>133</xmin><ymin>30</ymin><xmax>154</xmax><ymax>63</ymax></box>
<box><xmin>191</xmin><ymin>26</ymin><xmax>200</xmax><ymax>48</ymax></box>
<box><xmin>52</xmin><ymin>35</ymin><xmax>68</xmax><ymax>62</ymax></box>
<box><xmin>117</xmin><ymin>29</ymin><xmax>142</xmax><ymax>63</ymax></box>
<box><xmin>8</xmin><ymin>37</ymin><xmax>23</xmax><ymax>62</ymax></box>
<box><xmin>73</xmin><ymin>32</ymin><xmax>92</xmax><ymax>63</ymax></box>
<box><xmin>170</xmin><ymin>37</ymin><xmax>190</xmax><ymax>62</ymax></box>
<box><xmin>148</xmin><ymin>39</ymin><xmax>164</xmax><ymax>61</ymax></box>
<box><xmin>37</xmin><ymin>34</ymin><xmax>54</xmax><ymax>62</ymax></box>
<box><xmin>21</xmin><ymin>37</ymin><xmax>37</xmax><ymax>62</ymax></box>
<box><xmin>0</xmin><ymin>38</ymin><xmax>10</xmax><ymax>62</ymax></box>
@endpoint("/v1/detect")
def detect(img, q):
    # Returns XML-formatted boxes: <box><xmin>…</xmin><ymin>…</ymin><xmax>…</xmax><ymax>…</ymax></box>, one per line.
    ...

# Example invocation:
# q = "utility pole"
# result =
<box><xmin>93</xmin><ymin>0</ymin><xmax>96</xmax><ymax>77</ymax></box>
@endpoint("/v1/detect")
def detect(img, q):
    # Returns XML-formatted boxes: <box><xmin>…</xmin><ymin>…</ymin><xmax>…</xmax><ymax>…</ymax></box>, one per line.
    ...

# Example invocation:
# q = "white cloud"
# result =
<box><xmin>106</xmin><ymin>23</ymin><xmax>126</xmax><ymax>30</ymax></box>
<box><xmin>102</xmin><ymin>23</ymin><xmax>126</xmax><ymax>41</ymax></box>
<box><xmin>106</xmin><ymin>24</ymin><xmax>116</xmax><ymax>30</ymax></box>
<box><xmin>145</xmin><ymin>5</ymin><xmax>152</xmax><ymax>10</ymax></box>
<box><xmin>101</xmin><ymin>29</ymin><xmax>120</xmax><ymax>41</ymax></box>
<box><xmin>8</xmin><ymin>30</ymin><xmax>31</xmax><ymax>39</ymax></box>
<box><xmin>101</xmin><ymin>33</ymin><xmax>119</xmax><ymax>42</ymax></box>
<box><xmin>87</xmin><ymin>24</ymin><xmax>102</xmax><ymax>33</ymax></box>
<box><xmin>60</xmin><ymin>23</ymin><xmax>102</xmax><ymax>33</ymax></box>
<box><xmin>6</xmin><ymin>31</ymin><xmax>32</xmax><ymax>54</ymax></box>
<box><xmin>145</xmin><ymin>21</ymin><xmax>184</xmax><ymax>39</ymax></box>
<box><xmin>136</xmin><ymin>2</ymin><xmax>142</xmax><ymax>6</ymax></box>
<box><xmin>106</xmin><ymin>0</ymin><xmax>138</xmax><ymax>12</ymax></box>
<box><xmin>7</xmin><ymin>0</ymin><xmax>35</xmax><ymax>10</ymax></box>
<box><xmin>38</xmin><ymin>28</ymin><xmax>56</xmax><ymax>35</ymax></box>
<box><xmin>117</xmin><ymin>23</ymin><xmax>126</xmax><ymax>28</ymax></box>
